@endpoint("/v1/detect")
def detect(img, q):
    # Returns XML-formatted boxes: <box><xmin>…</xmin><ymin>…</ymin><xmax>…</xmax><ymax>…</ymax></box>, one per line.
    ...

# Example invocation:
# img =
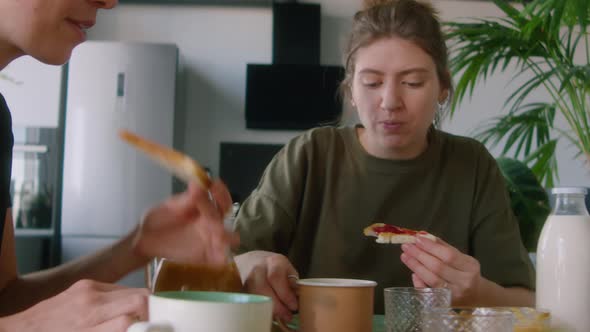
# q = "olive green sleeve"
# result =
<box><xmin>233</xmin><ymin>190</ymin><xmax>296</xmax><ymax>255</ymax></box>
<box><xmin>470</xmin><ymin>147</ymin><xmax>535</xmax><ymax>290</ymax></box>
<box><xmin>233</xmin><ymin>134</ymin><xmax>310</xmax><ymax>255</ymax></box>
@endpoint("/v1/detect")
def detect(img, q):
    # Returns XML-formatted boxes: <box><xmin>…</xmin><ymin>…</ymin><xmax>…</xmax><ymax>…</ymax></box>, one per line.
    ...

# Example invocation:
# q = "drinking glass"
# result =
<box><xmin>423</xmin><ymin>307</ymin><xmax>515</xmax><ymax>332</ymax></box>
<box><xmin>384</xmin><ymin>287</ymin><xmax>451</xmax><ymax>332</ymax></box>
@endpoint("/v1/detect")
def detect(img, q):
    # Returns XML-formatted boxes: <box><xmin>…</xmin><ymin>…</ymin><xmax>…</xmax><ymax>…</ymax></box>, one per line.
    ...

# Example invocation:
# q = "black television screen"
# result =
<box><xmin>219</xmin><ymin>142</ymin><xmax>284</xmax><ymax>203</ymax></box>
<box><xmin>245</xmin><ymin>64</ymin><xmax>344</xmax><ymax>130</ymax></box>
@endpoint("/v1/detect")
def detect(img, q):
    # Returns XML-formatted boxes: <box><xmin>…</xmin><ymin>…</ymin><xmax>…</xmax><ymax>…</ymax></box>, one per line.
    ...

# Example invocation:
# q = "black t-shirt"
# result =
<box><xmin>0</xmin><ymin>92</ymin><xmax>13</xmax><ymax>253</ymax></box>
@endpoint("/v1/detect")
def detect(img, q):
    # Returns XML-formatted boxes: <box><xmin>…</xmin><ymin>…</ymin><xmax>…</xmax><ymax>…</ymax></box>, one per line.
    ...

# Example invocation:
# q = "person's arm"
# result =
<box><xmin>0</xmin><ymin>181</ymin><xmax>237</xmax><ymax>316</ymax></box>
<box><xmin>475</xmin><ymin>278</ymin><xmax>534</xmax><ymax>307</ymax></box>
<box><xmin>401</xmin><ymin>236</ymin><xmax>534</xmax><ymax>307</ymax></box>
<box><xmin>0</xmin><ymin>209</ymin><xmax>19</xmax><ymax>311</ymax></box>
<box><xmin>0</xmin><ymin>212</ymin><xmax>149</xmax><ymax>331</ymax></box>
<box><xmin>235</xmin><ymin>250</ymin><xmax>299</xmax><ymax>323</ymax></box>
<box><xmin>0</xmin><ymin>210</ymin><xmax>147</xmax><ymax>315</ymax></box>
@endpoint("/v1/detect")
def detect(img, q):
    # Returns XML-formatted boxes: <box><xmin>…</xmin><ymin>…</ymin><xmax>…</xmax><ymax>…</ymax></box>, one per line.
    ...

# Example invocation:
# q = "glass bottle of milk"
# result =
<box><xmin>536</xmin><ymin>187</ymin><xmax>590</xmax><ymax>331</ymax></box>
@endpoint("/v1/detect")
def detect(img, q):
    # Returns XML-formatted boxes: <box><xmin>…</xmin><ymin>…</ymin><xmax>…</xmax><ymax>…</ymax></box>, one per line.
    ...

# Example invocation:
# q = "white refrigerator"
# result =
<box><xmin>61</xmin><ymin>41</ymin><xmax>178</xmax><ymax>287</ymax></box>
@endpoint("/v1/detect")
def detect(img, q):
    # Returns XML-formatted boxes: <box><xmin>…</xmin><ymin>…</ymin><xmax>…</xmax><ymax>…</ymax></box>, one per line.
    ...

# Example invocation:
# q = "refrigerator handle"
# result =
<box><xmin>116</xmin><ymin>72</ymin><xmax>126</xmax><ymax>112</ymax></box>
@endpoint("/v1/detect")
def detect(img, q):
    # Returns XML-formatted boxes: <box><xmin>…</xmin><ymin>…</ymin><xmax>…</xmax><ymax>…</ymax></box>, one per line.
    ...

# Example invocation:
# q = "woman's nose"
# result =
<box><xmin>92</xmin><ymin>0</ymin><xmax>118</xmax><ymax>9</ymax></box>
<box><xmin>380</xmin><ymin>84</ymin><xmax>402</xmax><ymax>111</ymax></box>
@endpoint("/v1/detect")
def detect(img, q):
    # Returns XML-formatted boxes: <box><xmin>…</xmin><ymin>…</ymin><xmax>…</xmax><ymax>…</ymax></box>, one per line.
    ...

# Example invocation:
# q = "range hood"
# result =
<box><xmin>245</xmin><ymin>2</ymin><xmax>344</xmax><ymax>130</ymax></box>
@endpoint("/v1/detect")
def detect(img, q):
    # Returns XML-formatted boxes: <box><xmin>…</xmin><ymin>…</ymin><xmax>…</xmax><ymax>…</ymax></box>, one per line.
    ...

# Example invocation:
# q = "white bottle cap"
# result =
<box><xmin>551</xmin><ymin>187</ymin><xmax>588</xmax><ymax>195</ymax></box>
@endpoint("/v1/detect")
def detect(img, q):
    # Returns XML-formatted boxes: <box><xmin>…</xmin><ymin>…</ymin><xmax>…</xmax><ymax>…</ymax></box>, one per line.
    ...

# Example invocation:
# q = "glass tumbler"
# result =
<box><xmin>384</xmin><ymin>287</ymin><xmax>451</xmax><ymax>332</ymax></box>
<box><xmin>423</xmin><ymin>307</ymin><xmax>515</xmax><ymax>332</ymax></box>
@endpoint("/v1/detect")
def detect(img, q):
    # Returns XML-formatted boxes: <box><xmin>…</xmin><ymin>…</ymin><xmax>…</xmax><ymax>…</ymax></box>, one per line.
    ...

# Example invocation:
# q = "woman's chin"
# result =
<box><xmin>31</xmin><ymin>46</ymin><xmax>74</xmax><ymax>66</ymax></box>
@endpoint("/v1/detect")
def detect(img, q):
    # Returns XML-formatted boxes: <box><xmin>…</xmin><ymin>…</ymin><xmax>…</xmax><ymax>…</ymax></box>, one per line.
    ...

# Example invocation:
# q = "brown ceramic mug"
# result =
<box><xmin>288</xmin><ymin>278</ymin><xmax>377</xmax><ymax>332</ymax></box>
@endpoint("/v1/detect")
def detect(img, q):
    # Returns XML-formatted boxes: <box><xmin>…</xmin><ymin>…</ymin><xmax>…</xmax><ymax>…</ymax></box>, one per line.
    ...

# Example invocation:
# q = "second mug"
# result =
<box><xmin>295</xmin><ymin>278</ymin><xmax>377</xmax><ymax>332</ymax></box>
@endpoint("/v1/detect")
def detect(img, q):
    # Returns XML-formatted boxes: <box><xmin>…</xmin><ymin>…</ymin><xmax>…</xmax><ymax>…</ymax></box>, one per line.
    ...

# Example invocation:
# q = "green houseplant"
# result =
<box><xmin>496</xmin><ymin>157</ymin><xmax>550</xmax><ymax>252</ymax></box>
<box><xmin>445</xmin><ymin>0</ymin><xmax>590</xmax><ymax>187</ymax></box>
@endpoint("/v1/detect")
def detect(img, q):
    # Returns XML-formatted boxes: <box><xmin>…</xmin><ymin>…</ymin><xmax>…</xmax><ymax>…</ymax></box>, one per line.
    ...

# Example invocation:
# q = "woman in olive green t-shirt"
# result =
<box><xmin>233</xmin><ymin>0</ymin><xmax>535</xmax><ymax>320</ymax></box>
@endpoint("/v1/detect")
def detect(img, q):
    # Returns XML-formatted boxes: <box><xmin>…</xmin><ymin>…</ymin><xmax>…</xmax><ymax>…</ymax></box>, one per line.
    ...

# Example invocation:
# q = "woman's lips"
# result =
<box><xmin>66</xmin><ymin>19</ymin><xmax>95</xmax><ymax>42</ymax></box>
<box><xmin>382</xmin><ymin>121</ymin><xmax>404</xmax><ymax>131</ymax></box>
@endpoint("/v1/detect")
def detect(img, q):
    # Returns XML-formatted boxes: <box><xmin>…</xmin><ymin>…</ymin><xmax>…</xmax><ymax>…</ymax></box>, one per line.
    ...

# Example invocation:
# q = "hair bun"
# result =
<box><xmin>362</xmin><ymin>0</ymin><xmax>432</xmax><ymax>11</ymax></box>
<box><xmin>362</xmin><ymin>0</ymin><xmax>394</xmax><ymax>10</ymax></box>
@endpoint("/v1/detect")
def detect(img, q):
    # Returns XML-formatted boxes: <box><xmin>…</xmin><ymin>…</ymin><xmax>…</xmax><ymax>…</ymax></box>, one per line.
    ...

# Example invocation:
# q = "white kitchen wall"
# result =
<box><xmin>0</xmin><ymin>56</ymin><xmax>63</xmax><ymax>127</ymax></box>
<box><xmin>88</xmin><ymin>0</ymin><xmax>590</xmax><ymax>187</ymax></box>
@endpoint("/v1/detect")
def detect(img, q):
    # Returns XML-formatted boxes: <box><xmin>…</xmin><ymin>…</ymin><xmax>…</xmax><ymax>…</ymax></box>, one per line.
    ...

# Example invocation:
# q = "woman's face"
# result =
<box><xmin>351</xmin><ymin>36</ymin><xmax>447</xmax><ymax>160</ymax></box>
<box><xmin>0</xmin><ymin>0</ymin><xmax>117</xmax><ymax>65</ymax></box>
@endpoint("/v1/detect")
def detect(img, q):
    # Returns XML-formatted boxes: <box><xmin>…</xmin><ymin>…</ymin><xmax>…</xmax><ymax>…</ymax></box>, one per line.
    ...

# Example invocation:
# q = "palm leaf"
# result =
<box><xmin>446</xmin><ymin>18</ymin><xmax>555</xmax><ymax>114</ymax></box>
<box><xmin>523</xmin><ymin>140</ymin><xmax>559</xmax><ymax>188</ymax></box>
<box><xmin>505</xmin><ymin>66</ymin><xmax>558</xmax><ymax>114</ymax></box>
<box><xmin>476</xmin><ymin>103</ymin><xmax>555</xmax><ymax>151</ymax></box>
<box><xmin>492</xmin><ymin>0</ymin><xmax>524</xmax><ymax>25</ymax></box>
<box><xmin>555</xmin><ymin>64</ymin><xmax>590</xmax><ymax>92</ymax></box>
<box><xmin>474</xmin><ymin>103</ymin><xmax>557</xmax><ymax>185</ymax></box>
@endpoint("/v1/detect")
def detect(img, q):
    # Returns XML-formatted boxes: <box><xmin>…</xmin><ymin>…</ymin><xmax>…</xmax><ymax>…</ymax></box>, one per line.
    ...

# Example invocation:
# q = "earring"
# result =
<box><xmin>351</xmin><ymin>99</ymin><xmax>357</xmax><ymax>108</ymax></box>
<box><xmin>437</xmin><ymin>97</ymin><xmax>449</xmax><ymax>112</ymax></box>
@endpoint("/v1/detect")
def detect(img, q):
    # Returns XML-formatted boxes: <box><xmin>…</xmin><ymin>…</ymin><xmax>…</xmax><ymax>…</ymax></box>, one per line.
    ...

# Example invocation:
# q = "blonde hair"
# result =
<box><xmin>341</xmin><ymin>0</ymin><xmax>452</xmax><ymax>104</ymax></box>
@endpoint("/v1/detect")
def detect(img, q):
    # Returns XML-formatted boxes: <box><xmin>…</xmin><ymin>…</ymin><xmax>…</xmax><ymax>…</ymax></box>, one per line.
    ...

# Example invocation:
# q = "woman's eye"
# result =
<box><xmin>403</xmin><ymin>81</ymin><xmax>424</xmax><ymax>88</ymax></box>
<box><xmin>363</xmin><ymin>81</ymin><xmax>381</xmax><ymax>88</ymax></box>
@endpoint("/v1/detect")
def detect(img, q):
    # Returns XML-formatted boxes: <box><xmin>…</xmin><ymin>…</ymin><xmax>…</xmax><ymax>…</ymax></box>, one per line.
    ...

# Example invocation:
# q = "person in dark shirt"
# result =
<box><xmin>0</xmin><ymin>95</ymin><xmax>12</xmax><ymax>253</ymax></box>
<box><xmin>0</xmin><ymin>0</ymin><xmax>237</xmax><ymax>331</ymax></box>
